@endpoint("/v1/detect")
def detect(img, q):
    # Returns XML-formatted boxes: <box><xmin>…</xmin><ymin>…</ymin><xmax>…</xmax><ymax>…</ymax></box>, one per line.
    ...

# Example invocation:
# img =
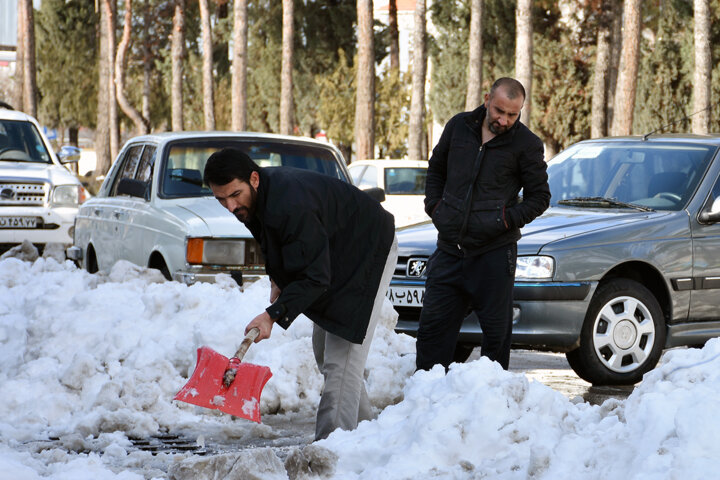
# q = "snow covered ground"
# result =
<box><xmin>1</xmin><ymin>252</ymin><xmax>719</xmax><ymax>479</ymax></box>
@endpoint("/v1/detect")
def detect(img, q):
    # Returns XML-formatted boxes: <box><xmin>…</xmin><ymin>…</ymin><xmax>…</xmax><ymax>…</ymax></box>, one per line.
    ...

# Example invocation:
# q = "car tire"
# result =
<box><xmin>149</xmin><ymin>256</ymin><xmax>172</xmax><ymax>281</ymax></box>
<box><xmin>86</xmin><ymin>246</ymin><xmax>98</xmax><ymax>274</ymax></box>
<box><xmin>565</xmin><ymin>278</ymin><xmax>666</xmax><ymax>386</ymax></box>
<box><xmin>453</xmin><ymin>343</ymin><xmax>474</xmax><ymax>364</ymax></box>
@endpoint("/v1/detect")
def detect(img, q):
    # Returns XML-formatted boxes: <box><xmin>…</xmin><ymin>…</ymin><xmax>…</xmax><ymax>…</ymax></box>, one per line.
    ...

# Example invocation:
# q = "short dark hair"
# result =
<box><xmin>203</xmin><ymin>148</ymin><xmax>260</xmax><ymax>186</ymax></box>
<box><xmin>490</xmin><ymin>77</ymin><xmax>526</xmax><ymax>101</ymax></box>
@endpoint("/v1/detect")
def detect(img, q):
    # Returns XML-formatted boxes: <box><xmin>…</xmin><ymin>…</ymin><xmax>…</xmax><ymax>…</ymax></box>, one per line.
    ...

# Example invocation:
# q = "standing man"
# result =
<box><xmin>203</xmin><ymin>148</ymin><xmax>397</xmax><ymax>441</ymax></box>
<box><xmin>416</xmin><ymin>77</ymin><xmax>550</xmax><ymax>371</ymax></box>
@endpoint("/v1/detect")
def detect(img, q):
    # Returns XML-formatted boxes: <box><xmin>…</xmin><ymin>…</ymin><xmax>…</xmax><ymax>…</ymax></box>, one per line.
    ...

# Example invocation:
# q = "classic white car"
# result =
<box><xmin>0</xmin><ymin>104</ymin><xmax>86</xmax><ymax>254</ymax></box>
<box><xmin>67</xmin><ymin>132</ymin><xmax>351</xmax><ymax>287</ymax></box>
<box><xmin>348</xmin><ymin>159</ymin><xmax>429</xmax><ymax>227</ymax></box>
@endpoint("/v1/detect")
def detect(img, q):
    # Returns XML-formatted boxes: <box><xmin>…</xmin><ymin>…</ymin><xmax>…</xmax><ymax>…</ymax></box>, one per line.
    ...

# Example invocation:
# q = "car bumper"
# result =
<box><xmin>173</xmin><ymin>266</ymin><xmax>266</xmax><ymax>288</ymax></box>
<box><xmin>391</xmin><ymin>280</ymin><xmax>597</xmax><ymax>351</ymax></box>
<box><xmin>0</xmin><ymin>206</ymin><xmax>77</xmax><ymax>246</ymax></box>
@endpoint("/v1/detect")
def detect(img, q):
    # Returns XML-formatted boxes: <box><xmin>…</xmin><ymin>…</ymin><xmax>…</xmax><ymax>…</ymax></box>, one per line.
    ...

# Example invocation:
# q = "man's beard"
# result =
<box><xmin>233</xmin><ymin>185</ymin><xmax>257</xmax><ymax>223</ymax></box>
<box><xmin>488</xmin><ymin>119</ymin><xmax>509</xmax><ymax>135</ymax></box>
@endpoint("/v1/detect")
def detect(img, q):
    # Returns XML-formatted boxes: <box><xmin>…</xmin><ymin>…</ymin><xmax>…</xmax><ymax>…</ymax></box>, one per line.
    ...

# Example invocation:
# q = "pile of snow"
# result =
<box><xmin>2</xmin><ymin>255</ymin><xmax>720</xmax><ymax>479</ymax></box>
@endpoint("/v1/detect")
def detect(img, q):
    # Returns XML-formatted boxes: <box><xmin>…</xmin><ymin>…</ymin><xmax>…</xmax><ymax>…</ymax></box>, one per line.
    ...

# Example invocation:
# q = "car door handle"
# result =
<box><xmin>93</xmin><ymin>209</ymin><xmax>101</xmax><ymax>216</ymax></box>
<box><xmin>112</xmin><ymin>209</ymin><xmax>125</xmax><ymax>219</ymax></box>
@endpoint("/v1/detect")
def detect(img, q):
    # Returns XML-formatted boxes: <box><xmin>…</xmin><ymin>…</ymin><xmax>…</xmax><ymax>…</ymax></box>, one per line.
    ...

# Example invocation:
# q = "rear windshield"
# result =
<box><xmin>161</xmin><ymin>139</ymin><xmax>347</xmax><ymax>197</ymax></box>
<box><xmin>547</xmin><ymin>142</ymin><xmax>717</xmax><ymax>211</ymax></box>
<box><xmin>0</xmin><ymin>119</ymin><xmax>52</xmax><ymax>163</ymax></box>
<box><xmin>384</xmin><ymin>167</ymin><xmax>427</xmax><ymax>195</ymax></box>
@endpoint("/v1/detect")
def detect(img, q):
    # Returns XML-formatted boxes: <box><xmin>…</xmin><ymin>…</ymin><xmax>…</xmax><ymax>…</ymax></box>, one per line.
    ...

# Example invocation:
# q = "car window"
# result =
<box><xmin>160</xmin><ymin>139</ymin><xmax>348</xmax><ymax>197</ymax></box>
<box><xmin>136</xmin><ymin>145</ymin><xmax>156</xmax><ymax>183</ymax></box>
<box><xmin>356</xmin><ymin>166</ymin><xmax>377</xmax><ymax>189</ymax></box>
<box><xmin>547</xmin><ymin>143</ymin><xmax>716</xmax><ymax>211</ymax></box>
<box><xmin>348</xmin><ymin>165</ymin><xmax>367</xmax><ymax>185</ymax></box>
<box><xmin>109</xmin><ymin>145</ymin><xmax>145</xmax><ymax>197</ymax></box>
<box><xmin>385</xmin><ymin>167</ymin><xmax>427</xmax><ymax>195</ymax></box>
<box><xmin>0</xmin><ymin>119</ymin><xmax>52</xmax><ymax>163</ymax></box>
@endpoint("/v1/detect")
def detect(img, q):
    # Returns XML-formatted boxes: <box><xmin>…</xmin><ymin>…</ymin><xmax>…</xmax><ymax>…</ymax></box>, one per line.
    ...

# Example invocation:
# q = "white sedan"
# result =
<box><xmin>68</xmin><ymin>132</ymin><xmax>350</xmax><ymax>287</ymax></box>
<box><xmin>348</xmin><ymin>159</ymin><xmax>429</xmax><ymax>227</ymax></box>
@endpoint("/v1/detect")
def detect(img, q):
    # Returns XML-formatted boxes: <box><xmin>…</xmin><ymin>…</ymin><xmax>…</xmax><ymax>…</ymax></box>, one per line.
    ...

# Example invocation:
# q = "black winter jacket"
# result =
<box><xmin>425</xmin><ymin>105</ymin><xmax>550</xmax><ymax>256</ymax></box>
<box><xmin>244</xmin><ymin>167</ymin><xmax>395</xmax><ymax>344</ymax></box>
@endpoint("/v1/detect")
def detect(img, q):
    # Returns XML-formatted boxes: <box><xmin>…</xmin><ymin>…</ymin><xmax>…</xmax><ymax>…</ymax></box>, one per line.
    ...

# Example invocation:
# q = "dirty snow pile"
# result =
<box><xmin>2</xmin><ymin>255</ymin><xmax>720</xmax><ymax>479</ymax></box>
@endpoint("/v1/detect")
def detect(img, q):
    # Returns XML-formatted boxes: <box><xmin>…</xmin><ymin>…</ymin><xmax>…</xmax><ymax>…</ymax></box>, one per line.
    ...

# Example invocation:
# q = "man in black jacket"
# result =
<box><xmin>416</xmin><ymin>77</ymin><xmax>550</xmax><ymax>371</ymax></box>
<box><xmin>204</xmin><ymin>148</ymin><xmax>397</xmax><ymax>441</ymax></box>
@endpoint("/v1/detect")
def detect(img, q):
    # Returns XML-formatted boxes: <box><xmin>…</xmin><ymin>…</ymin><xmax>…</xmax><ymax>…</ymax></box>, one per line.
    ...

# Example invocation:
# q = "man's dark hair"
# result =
<box><xmin>490</xmin><ymin>77</ymin><xmax>526</xmax><ymax>101</ymax></box>
<box><xmin>203</xmin><ymin>148</ymin><xmax>260</xmax><ymax>186</ymax></box>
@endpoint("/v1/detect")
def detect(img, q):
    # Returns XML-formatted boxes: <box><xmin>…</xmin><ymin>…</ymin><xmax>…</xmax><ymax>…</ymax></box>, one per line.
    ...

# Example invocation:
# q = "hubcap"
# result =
<box><xmin>592</xmin><ymin>295</ymin><xmax>655</xmax><ymax>373</ymax></box>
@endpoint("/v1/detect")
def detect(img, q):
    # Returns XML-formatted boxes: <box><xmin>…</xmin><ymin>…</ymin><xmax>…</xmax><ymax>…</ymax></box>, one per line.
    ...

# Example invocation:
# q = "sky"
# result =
<box><xmin>1</xmin><ymin>251</ymin><xmax>719</xmax><ymax>479</ymax></box>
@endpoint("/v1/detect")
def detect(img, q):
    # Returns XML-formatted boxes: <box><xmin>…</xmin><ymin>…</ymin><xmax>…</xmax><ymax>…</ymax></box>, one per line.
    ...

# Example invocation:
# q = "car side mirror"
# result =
<box><xmin>117</xmin><ymin>178</ymin><xmax>149</xmax><ymax>200</ymax></box>
<box><xmin>57</xmin><ymin>145</ymin><xmax>81</xmax><ymax>164</ymax></box>
<box><xmin>364</xmin><ymin>187</ymin><xmax>386</xmax><ymax>203</ymax></box>
<box><xmin>699</xmin><ymin>197</ymin><xmax>720</xmax><ymax>224</ymax></box>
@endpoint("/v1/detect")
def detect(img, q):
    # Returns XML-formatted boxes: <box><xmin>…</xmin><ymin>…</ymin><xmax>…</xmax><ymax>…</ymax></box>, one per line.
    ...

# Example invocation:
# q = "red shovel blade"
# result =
<box><xmin>174</xmin><ymin>346</ymin><xmax>272</xmax><ymax>423</ymax></box>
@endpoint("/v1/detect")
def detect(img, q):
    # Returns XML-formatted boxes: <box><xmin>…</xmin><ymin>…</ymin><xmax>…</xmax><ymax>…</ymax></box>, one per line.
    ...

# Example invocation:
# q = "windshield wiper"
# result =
<box><xmin>557</xmin><ymin>196</ymin><xmax>655</xmax><ymax>212</ymax></box>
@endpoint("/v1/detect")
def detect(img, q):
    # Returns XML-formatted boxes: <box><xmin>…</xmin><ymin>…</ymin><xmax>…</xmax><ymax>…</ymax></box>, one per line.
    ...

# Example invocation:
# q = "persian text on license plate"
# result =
<box><xmin>0</xmin><ymin>216</ymin><xmax>37</xmax><ymax>229</ymax></box>
<box><xmin>387</xmin><ymin>286</ymin><xmax>425</xmax><ymax>306</ymax></box>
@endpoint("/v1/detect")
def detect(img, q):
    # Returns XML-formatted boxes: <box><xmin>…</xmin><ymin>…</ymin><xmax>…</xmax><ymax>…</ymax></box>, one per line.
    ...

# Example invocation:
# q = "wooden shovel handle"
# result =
<box><xmin>232</xmin><ymin>327</ymin><xmax>260</xmax><ymax>362</ymax></box>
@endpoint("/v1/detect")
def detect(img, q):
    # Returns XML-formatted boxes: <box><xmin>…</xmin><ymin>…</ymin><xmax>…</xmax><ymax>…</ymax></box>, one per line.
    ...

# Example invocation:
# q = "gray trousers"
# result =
<box><xmin>312</xmin><ymin>236</ymin><xmax>398</xmax><ymax>441</ymax></box>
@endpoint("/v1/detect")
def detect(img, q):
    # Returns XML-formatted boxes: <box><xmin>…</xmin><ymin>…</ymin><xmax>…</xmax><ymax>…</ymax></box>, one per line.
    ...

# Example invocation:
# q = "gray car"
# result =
<box><xmin>389</xmin><ymin>135</ymin><xmax>720</xmax><ymax>385</ymax></box>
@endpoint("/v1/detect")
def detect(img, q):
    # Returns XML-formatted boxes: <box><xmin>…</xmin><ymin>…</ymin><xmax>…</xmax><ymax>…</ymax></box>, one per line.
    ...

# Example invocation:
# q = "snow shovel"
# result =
<box><xmin>174</xmin><ymin>327</ymin><xmax>272</xmax><ymax>423</ymax></box>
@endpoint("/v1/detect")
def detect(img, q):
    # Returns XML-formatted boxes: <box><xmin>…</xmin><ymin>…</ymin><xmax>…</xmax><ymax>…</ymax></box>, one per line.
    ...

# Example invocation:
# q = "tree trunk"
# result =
<box><xmin>355</xmin><ymin>0</ymin><xmax>375</xmax><ymax>160</ymax></box>
<box><xmin>21</xmin><ymin>0</ymin><xmax>37</xmax><ymax>117</ymax></box>
<box><xmin>465</xmin><ymin>0</ymin><xmax>483</xmax><ymax>111</ymax></box>
<box><xmin>104</xmin><ymin>0</ymin><xmax>119</xmax><ymax>161</ymax></box>
<box><xmin>142</xmin><ymin>5</ymin><xmax>151</xmax><ymax>122</ymax></box>
<box><xmin>611</xmin><ymin>0</ymin><xmax>641</xmax><ymax>136</ymax></box>
<box><xmin>171</xmin><ymin>0</ymin><xmax>185</xmax><ymax>131</ymax></box>
<box><xmin>231</xmin><ymin>0</ymin><xmax>248</xmax><ymax>131</ymax></box>
<box><xmin>388</xmin><ymin>0</ymin><xmax>399</xmax><ymax>71</ymax></box>
<box><xmin>692</xmin><ymin>0</ymin><xmax>711</xmax><ymax>134</ymax></box>
<box><xmin>14</xmin><ymin>0</ymin><xmax>25</xmax><ymax>110</ymax></box>
<box><xmin>199</xmin><ymin>0</ymin><xmax>215</xmax><ymax>130</ymax></box>
<box><xmin>96</xmin><ymin>0</ymin><xmax>112</xmax><ymax>175</ymax></box>
<box><xmin>69</xmin><ymin>127</ymin><xmax>79</xmax><ymax>147</ymax></box>
<box><xmin>116</xmin><ymin>0</ymin><xmax>150</xmax><ymax>135</ymax></box>
<box><xmin>606</xmin><ymin>0</ymin><xmax>622</xmax><ymax>130</ymax></box>
<box><xmin>591</xmin><ymin>0</ymin><xmax>613</xmax><ymax>138</ymax></box>
<box><xmin>408</xmin><ymin>0</ymin><xmax>427</xmax><ymax>160</ymax></box>
<box><xmin>515</xmin><ymin>0</ymin><xmax>533</xmax><ymax>127</ymax></box>
<box><xmin>280</xmin><ymin>0</ymin><xmax>294</xmax><ymax>135</ymax></box>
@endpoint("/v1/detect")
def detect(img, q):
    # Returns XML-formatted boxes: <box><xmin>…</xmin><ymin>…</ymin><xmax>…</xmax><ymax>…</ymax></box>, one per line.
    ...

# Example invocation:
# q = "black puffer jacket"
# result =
<box><xmin>425</xmin><ymin>105</ymin><xmax>550</xmax><ymax>256</ymax></box>
<box><xmin>245</xmin><ymin>167</ymin><xmax>395</xmax><ymax>344</ymax></box>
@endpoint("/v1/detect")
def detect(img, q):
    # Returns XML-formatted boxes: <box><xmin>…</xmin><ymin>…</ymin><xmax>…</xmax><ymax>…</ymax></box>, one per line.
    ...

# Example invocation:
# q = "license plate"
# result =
<box><xmin>387</xmin><ymin>286</ymin><xmax>425</xmax><ymax>306</ymax></box>
<box><xmin>0</xmin><ymin>216</ymin><xmax>37</xmax><ymax>229</ymax></box>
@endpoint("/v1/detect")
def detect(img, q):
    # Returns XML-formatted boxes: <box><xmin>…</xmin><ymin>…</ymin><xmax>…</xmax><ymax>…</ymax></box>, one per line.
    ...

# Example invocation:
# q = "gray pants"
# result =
<box><xmin>312</xmin><ymin>236</ymin><xmax>398</xmax><ymax>441</ymax></box>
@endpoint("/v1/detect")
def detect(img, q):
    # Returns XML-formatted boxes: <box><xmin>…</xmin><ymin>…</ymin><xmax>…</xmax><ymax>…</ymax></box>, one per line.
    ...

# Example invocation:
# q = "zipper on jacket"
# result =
<box><xmin>457</xmin><ymin>144</ymin><xmax>485</xmax><ymax>250</ymax></box>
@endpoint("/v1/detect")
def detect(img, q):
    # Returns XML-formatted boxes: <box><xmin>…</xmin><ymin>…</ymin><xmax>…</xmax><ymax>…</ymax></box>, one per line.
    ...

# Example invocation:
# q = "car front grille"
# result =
<box><xmin>0</xmin><ymin>181</ymin><xmax>47</xmax><ymax>206</ymax></box>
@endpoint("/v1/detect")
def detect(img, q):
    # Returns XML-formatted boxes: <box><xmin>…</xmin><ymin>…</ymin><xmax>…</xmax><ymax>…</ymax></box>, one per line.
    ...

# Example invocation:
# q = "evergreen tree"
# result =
<box><xmin>36</xmin><ymin>0</ymin><xmax>98</xmax><ymax>134</ymax></box>
<box><xmin>376</xmin><ymin>69</ymin><xmax>410</xmax><ymax>159</ymax></box>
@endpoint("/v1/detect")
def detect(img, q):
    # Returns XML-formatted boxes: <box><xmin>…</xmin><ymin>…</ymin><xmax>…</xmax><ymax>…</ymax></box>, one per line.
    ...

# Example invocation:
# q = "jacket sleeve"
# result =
<box><xmin>505</xmin><ymin>137</ymin><xmax>551</xmax><ymax>229</ymax></box>
<box><xmin>264</xmin><ymin>206</ymin><xmax>331</xmax><ymax>329</ymax></box>
<box><xmin>424</xmin><ymin>116</ymin><xmax>455</xmax><ymax>216</ymax></box>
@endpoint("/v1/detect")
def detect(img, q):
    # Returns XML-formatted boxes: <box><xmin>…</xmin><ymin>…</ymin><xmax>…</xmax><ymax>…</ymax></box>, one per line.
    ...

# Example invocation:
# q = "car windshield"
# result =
<box><xmin>161</xmin><ymin>139</ymin><xmax>347</xmax><ymax>197</ymax></box>
<box><xmin>0</xmin><ymin>119</ymin><xmax>52</xmax><ymax>163</ymax></box>
<box><xmin>547</xmin><ymin>142</ymin><xmax>717</xmax><ymax>211</ymax></box>
<box><xmin>384</xmin><ymin>167</ymin><xmax>427</xmax><ymax>195</ymax></box>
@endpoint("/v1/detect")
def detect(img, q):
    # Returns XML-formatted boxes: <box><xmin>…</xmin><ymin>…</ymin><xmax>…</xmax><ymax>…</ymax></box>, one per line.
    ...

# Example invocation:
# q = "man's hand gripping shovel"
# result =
<box><xmin>174</xmin><ymin>328</ymin><xmax>272</xmax><ymax>423</ymax></box>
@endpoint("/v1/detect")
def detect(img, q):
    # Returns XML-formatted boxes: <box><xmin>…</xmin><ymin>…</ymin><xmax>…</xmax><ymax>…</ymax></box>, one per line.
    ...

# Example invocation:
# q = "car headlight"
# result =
<box><xmin>186</xmin><ymin>238</ymin><xmax>247</xmax><ymax>265</ymax></box>
<box><xmin>51</xmin><ymin>185</ymin><xmax>81</xmax><ymax>207</ymax></box>
<box><xmin>515</xmin><ymin>256</ymin><xmax>554</xmax><ymax>280</ymax></box>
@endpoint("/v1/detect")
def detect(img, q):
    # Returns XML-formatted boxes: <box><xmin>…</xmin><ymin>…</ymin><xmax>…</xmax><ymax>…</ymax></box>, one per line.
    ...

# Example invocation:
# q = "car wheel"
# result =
<box><xmin>565</xmin><ymin>278</ymin><xmax>666</xmax><ymax>386</ymax></box>
<box><xmin>149</xmin><ymin>256</ymin><xmax>172</xmax><ymax>281</ymax></box>
<box><xmin>453</xmin><ymin>343</ymin><xmax>474</xmax><ymax>364</ymax></box>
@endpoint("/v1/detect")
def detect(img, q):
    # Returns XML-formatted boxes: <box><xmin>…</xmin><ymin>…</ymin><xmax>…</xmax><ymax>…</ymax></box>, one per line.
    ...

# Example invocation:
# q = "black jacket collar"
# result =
<box><xmin>465</xmin><ymin>104</ymin><xmax>522</xmax><ymax>146</ymax></box>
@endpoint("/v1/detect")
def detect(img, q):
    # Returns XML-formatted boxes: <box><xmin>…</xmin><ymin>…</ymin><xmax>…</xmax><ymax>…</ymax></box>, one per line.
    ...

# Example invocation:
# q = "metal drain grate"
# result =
<box><xmin>129</xmin><ymin>433</ymin><xmax>210</xmax><ymax>455</ymax></box>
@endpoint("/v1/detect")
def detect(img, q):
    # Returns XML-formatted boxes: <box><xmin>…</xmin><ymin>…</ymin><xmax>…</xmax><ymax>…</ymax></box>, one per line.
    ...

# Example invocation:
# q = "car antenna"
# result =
<box><xmin>643</xmin><ymin>100</ymin><xmax>720</xmax><ymax>141</ymax></box>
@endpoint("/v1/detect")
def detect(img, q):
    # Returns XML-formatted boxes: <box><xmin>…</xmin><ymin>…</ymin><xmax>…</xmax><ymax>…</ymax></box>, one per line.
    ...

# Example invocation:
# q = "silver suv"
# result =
<box><xmin>390</xmin><ymin>135</ymin><xmax>720</xmax><ymax>385</ymax></box>
<box><xmin>0</xmin><ymin>104</ymin><xmax>86</xmax><ymax>254</ymax></box>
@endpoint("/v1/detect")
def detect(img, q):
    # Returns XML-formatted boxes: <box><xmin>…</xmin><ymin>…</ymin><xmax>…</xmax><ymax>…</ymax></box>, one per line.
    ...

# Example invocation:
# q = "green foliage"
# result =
<box><xmin>633</xmin><ymin>3</ymin><xmax>693</xmax><ymax>134</ymax></box>
<box><xmin>532</xmin><ymin>33</ymin><xmax>592</xmax><ymax>153</ymax></box>
<box><xmin>376</xmin><ymin>69</ymin><xmax>410</xmax><ymax>158</ymax></box>
<box><xmin>316</xmin><ymin>50</ymin><xmax>355</xmax><ymax>149</ymax></box>
<box><xmin>36</xmin><ymin>0</ymin><xmax>98</xmax><ymax>129</ymax></box>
